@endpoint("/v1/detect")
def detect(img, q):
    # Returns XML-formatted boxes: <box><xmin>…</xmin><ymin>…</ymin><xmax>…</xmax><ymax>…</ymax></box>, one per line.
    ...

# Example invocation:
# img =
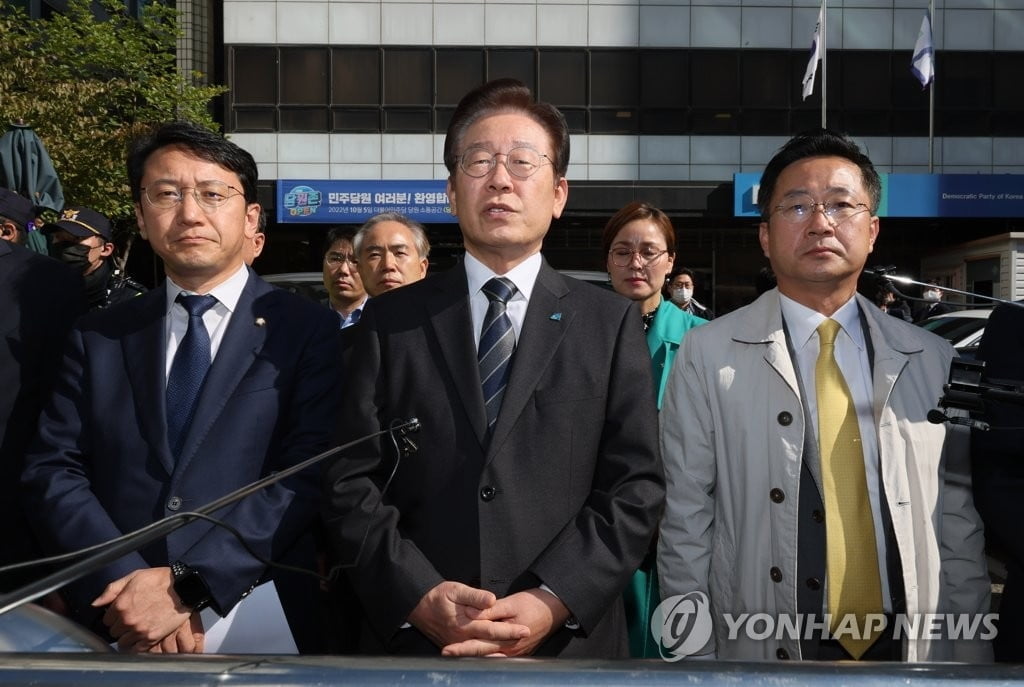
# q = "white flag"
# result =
<box><xmin>801</xmin><ymin>3</ymin><xmax>825</xmax><ymax>100</ymax></box>
<box><xmin>911</xmin><ymin>10</ymin><xmax>935</xmax><ymax>88</ymax></box>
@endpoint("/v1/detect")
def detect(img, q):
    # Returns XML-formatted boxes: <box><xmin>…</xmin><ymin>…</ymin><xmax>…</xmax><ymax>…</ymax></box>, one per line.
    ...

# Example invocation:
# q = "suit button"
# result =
<box><xmin>480</xmin><ymin>486</ymin><xmax>496</xmax><ymax>502</ymax></box>
<box><xmin>777</xmin><ymin>411</ymin><xmax>792</xmax><ymax>426</ymax></box>
<box><xmin>770</xmin><ymin>488</ymin><xmax>785</xmax><ymax>503</ymax></box>
<box><xmin>812</xmin><ymin>509</ymin><xmax>824</xmax><ymax>523</ymax></box>
<box><xmin>167</xmin><ymin>496</ymin><xmax>182</xmax><ymax>511</ymax></box>
<box><xmin>806</xmin><ymin>577</ymin><xmax>822</xmax><ymax>591</ymax></box>
<box><xmin>776</xmin><ymin>648</ymin><xmax>790</xmax><ymax>660</ymax></box>
<box><xmin>770</xmin><ymin>566</ymin><xmax>783</xmax><ymax>583</ymax></box>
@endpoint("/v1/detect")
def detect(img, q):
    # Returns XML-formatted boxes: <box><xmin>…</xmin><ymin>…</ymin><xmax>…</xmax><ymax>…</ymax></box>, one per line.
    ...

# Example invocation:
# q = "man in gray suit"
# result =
<box><xmin>324</xmin><ymin>79</ymin><xmax>664</xmax><ymax>657</ymax></box>
<box><xmin>658</xmin><ymin>130</ymin><xmax>990</xmax><ymax>662</ymax></box>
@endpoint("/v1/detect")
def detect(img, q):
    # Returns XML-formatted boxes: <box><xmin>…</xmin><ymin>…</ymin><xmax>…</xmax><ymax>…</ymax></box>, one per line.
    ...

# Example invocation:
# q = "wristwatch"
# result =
<box><xmin>170</xmin><ymin>561</ymin><xmax>211</xmax><ymax>611</ymax></box>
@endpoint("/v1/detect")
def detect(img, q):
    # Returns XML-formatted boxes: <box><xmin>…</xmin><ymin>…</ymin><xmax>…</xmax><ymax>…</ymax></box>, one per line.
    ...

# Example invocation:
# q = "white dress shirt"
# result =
<box><xmin>164</xmin><ymin>263</ymin><xmax>250</xmax><ymax>380</ymax></box>
<box><xmin>464</xmin><ymin>251</ymin><xmax>542</xmax><ymax>347</ymax></box>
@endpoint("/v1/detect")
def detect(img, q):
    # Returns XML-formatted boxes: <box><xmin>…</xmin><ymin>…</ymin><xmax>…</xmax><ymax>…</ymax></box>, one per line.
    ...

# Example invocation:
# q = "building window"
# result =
<box><xmin>232</xmin><ymin>47</ymin><xmax>277</xmax><ymax>105</ymax></box>
<box><xmin>225</xmin><ymin>45</ymin><xmax>1004</xmax><ymax>138</ymax></box>
<box><xmin>384</xmin><ymin>49</ymin><xmax>432</xmax><ymax>106</ymax></box>
<box><xmin>280</xmin><ymin>48</ymin><xmax>329</xmax><ymax>105</ymax></box>
<box><xmin>438</xmin><ymin>50</ymin><xmax>485</xmax><ymax>106</ymax></box>
<box><xmin>333</xmin><ymin>49</ymin><xmax>381</xmax><ymax>106</ymax></box>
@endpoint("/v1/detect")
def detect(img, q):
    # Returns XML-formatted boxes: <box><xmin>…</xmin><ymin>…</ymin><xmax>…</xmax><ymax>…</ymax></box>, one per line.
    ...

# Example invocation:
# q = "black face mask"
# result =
<box><xmin>50</xmin><ymin>242</ymin><xmax>93</xmax><ymax>272</ymax></box>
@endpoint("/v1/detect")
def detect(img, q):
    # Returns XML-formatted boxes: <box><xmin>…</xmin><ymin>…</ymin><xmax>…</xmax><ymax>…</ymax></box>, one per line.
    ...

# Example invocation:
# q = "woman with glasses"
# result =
<box><xmin>602</xmin><ymin>201</ymin><xmax>708</xmax><ymax>657</ymax></box>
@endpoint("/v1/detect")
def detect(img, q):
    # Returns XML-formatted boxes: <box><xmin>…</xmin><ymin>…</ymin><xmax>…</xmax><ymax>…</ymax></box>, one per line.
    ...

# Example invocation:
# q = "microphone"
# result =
<box><xmin>0</xmin><ymin>418</ymin><xmax>421</xmax><ymax>618</ymax></box>
<box><xmin>927</xmin><ymin>409</ymin><xmax>990</xmax><ymax>432</ymax></box>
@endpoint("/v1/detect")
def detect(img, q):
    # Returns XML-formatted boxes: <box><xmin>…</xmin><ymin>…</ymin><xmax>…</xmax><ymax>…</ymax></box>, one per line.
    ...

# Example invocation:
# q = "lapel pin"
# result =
<box><xmin>549</xmin><ymin>313</ymin><xmax>562</xmax><ymax>321</ymax></box>
<box><xmin>254</xmin><ymin>317</ymin><xmax>267</xmax><ymax>327</ymax></box>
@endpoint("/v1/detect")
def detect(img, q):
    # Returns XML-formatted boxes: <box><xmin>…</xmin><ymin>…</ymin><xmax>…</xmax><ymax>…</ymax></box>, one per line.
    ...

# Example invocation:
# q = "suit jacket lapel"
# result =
<box><xmin>486</xmin><ymin>263</ymin><xmax>572</xmax><ymax>458</ymax></box>
<box><xmin>175</xmin><ymin>271</ymin><xmax>266</xmax><ymax>472</ymax></box>
<box><xmin>122</xmin><ymin>286</ymin><xmax>176</xmax><ymax>474</ymax></box>
<box><xmin>857</xmin><ymin>293</ymin><xmax>919</xmax><ymax>424</ymax></box>
<box><xmin>428</xmin><ymin>265</ymin><xmax>489</xmax><ymax>445</ymax></box>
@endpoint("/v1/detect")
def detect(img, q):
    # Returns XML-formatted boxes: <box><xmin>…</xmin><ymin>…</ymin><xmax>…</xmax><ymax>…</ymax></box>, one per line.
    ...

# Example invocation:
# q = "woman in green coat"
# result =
<box><xmin>603</xmin><ymin>201</ymin><xmax>707</xmax><ymax>657</ymax></box>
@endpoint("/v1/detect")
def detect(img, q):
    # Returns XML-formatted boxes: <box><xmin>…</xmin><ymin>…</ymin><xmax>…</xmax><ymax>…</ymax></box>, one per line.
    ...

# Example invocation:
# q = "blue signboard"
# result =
<box><xmin>277</xmin><ymin>180</ymin><xmax>457</xmax><ymax>224</ymax></box>
<box><xmin>734</xmin><ymin>173</ymin><xmax>1024</xmax><ymax>219</ymax></box>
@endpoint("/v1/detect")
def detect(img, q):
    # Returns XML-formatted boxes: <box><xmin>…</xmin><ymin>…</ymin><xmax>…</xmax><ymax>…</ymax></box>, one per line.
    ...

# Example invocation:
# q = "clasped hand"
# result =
<box><xmin>408</xmin><ymin>581</ymin><xmax>570</xmax><ymax>657</ymax></box>
<box><xmin>92</xmin><ymin>567</ymin><xmax>205</xmax><ymax>653</ymax></box>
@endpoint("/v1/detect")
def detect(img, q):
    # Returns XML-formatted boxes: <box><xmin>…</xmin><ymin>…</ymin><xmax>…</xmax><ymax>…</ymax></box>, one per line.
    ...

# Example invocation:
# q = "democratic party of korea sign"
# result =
<box><xmin>277</xmin><ymin>180</ymin><xmax>457</xmax><ymax>224</ymax></box>
<box><xmin>734</xmin><ymin>173</ymin><xmax>1024</xmax><ymax>218</ymax></box>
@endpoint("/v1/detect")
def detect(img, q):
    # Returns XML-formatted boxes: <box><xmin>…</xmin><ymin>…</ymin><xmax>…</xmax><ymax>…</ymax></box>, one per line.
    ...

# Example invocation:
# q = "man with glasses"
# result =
<box><xmin>322</xmin><ymin>226</ymin><xmax>367</xmax><ymax>327</ymax></box>
<box><xmin>353</xmin><ymin>212</ymin><xmax>429</xmax><ymax>298</ymax></box>
<box><xmin>324</xmin><ymin>79</ymin><xmax>664</xmax><ymax>658</ymax></box>
<box><xmin>658</xmin><ymin>129</ymin><xmax>990</xmax><ymax>661</ymax></box>
<box><xmin>23</xmin><ymin>121</ymin><xmax>342</xmax><ymax>654</ymax></box>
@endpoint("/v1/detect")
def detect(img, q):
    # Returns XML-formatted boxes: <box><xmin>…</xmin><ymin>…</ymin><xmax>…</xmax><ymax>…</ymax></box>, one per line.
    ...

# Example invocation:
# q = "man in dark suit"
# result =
<box><xmin>323</xmin><ymin>79</ymin><xmax>664</xmax><ymax>658</ymax></box>
<box><xmin>0</xmin><ymin>194</ymin><xmax>85</xmax><ymax>588</ymax></box>
<box><xmin>22</xmin><ymin>122</ymin><xmax>342</xmax><ymax>653</ymax></box>
<box><xmin>971</xmin><ymin>300</ymin><xmax>1024</xmax><ymax>661</ymax></box>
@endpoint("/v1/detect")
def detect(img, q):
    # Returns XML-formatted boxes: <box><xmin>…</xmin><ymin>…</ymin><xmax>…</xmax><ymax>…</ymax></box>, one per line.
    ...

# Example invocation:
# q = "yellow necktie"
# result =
<box><xmin>815</xmin><ymin>318</ymin><xmax>883</xmax><ymax>659</ymax></box>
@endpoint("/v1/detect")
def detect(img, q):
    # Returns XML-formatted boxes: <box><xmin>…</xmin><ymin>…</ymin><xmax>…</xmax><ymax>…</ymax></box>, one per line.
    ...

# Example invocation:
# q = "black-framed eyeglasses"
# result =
<box><xmin>608</xmin><ymin>247</ymin><xmax>668</xmax><ymax>268</ymax></box>
<box><xmin>325</xmin><ymin>252</ymin><xmax>357</xmax><ymax>266</ymax></box>
<box><xmin>771</xmin><ymin>194</ymin><xmax>870</xmax><ymax>225</ymax></box>
<box><xmin>142</xmin><ymin>180</ymin><xmax>244</xmax><ymax>210</ymax></box>
<box><xmin>457</xmin><ymin>147</ymin><xmax>552</xmax><ymax>179</ymax></box>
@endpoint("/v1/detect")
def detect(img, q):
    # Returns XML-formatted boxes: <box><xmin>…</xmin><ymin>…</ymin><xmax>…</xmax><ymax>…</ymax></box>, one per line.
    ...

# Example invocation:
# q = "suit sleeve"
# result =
<box><xmin>657</xmin><ymin>328</ymin><xmax>718</xmax><ymax>656</ymax></box>
<box><xmin>21</xmin><ymin>326</ymin><xmax>150</xmax><ymax>614</ymax></box>
<box><xmin>323</xmin><ymin>301</ymin><xmax>445</xmax><ymax>640</ymax></box>
<box><xmin>524</xmin><ymin>302</ymin><xmax>666</xmax><ymax>633</ymax></box>
<box><xmin>178</xmin><ymin>307</ymin><xmax>343</xmax><ymax>614</ymax></box>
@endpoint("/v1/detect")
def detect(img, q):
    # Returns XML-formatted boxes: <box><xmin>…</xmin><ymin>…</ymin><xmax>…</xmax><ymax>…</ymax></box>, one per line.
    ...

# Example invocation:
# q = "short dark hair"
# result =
<box><xmin>601</xmin><ymin>202</ymin><xmax>675</xmax><ymax>256</ymax></box>
<box><xmin>443</xmin><ymin>78</ymin><xmax>570</xmax><ymax>179</ymax></box>
<box><xmin>756</xmin><ymin>129</ymin><xmax>881</xmax><ymax>219</ymax></box>
<box><xmin>324</xmin><ymin>226</ymin><xmax>357</xmax><ymax>255</ymax></box>
<box><xmin>127</xmin><ymin>121</ymin><xmax>259</xmax><ymax>204</ymax></box>
<box><xmin>353</xmin><ymin>212</ymin><xmax>430</xmax><ymax>259</ymax></box>
<box><xmin>668</xmin><ymin>266</ymin><xmax>695</xmax><ymax>283</ymax></box>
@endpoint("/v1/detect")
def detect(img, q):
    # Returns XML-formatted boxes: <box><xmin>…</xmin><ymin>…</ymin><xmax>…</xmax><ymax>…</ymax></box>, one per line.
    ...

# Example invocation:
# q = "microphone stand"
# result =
<box><xmin>0</xmin><ymin>418</ymin><xmax>420</xmax><ymax>617</ymax></box>
<box><xmin>863</xmin><ymin>267</ymin><xmax>1023</xmax><ymax>308</ymax></box>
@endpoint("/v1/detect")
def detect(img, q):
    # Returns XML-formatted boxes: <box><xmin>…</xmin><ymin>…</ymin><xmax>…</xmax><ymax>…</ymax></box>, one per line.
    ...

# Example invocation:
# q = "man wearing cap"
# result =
<box><xmin>0</xmin><ymin>188</ymin><xmax>35</xmax><ymax>245</ymax></box>
<box><xmin>44</xmin><ymin>206</ymin><xmax>145</xmax><ymax>311</ymax></box>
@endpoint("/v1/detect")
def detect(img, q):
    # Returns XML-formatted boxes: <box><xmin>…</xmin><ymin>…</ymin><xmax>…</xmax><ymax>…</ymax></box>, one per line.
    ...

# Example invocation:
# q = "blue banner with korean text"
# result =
<box><xmin>734</xmin><ymin>173</ymin><xmax>1024</xmax><ymax>218</ymax></box>
<box><xmin>277</xmin><ymin>180</ymin><xmax>457</xmax><ymax>224</ymax></box>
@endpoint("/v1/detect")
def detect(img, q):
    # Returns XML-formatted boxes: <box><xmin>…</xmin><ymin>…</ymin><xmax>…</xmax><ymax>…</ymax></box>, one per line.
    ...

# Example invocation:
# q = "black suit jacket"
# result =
<box><xmin>0</xmin><ymin>241</ymin><xmax>84</xmax><ymax>585</ymax></box>
<box><xmin>971</xmin><ymin>301</ymin><xmax>1024</xmax><ymax>659</ymax></box>
<box><xmin>324</xmin><ymin>259</ymin><xmax>665</xmax><ymax>656</ymax></box>
<box><xmin>22</xmin><ymin>270</ymin><xmax>342</xmax><ymax>650</ymax></box>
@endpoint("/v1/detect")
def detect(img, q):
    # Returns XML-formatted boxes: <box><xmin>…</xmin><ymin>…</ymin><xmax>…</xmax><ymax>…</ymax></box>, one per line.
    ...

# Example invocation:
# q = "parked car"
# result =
<box><xmin>918</xmin><ymin>308</ymin><xmax>991</xmax><ymax>359</ymax></box>
<box><xmin>262</xmin><ymin>272</ymin><xmax>328</xmax><ymax>303</ymax></box>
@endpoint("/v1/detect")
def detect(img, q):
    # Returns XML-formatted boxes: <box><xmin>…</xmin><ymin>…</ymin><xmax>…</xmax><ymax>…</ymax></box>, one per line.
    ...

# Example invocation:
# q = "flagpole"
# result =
<box><xmin>821</xmin><ymin>0</ymin><xmax>827</xmax><ymax>128</ymax></box>
<box><xmin>928</xmin><ymin>0</ymin><xmax>935</xmax><ymax>173</ymax></box>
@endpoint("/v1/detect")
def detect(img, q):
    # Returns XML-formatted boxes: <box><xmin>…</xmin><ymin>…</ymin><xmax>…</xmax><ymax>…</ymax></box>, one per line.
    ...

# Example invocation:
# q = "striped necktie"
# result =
<box><xmin>815</xmin><ymin>318</ymin><xmax>883</xmax><ymax>659</ymax></box>
<box><xmin>166</xmin><ymin>294</ymin><xmax>218</xmax><ymax>459</ymax></box>
<box><xmin>478</xmin><ymin>277</ymin><xmax>518</xmax><ymax>430</ymax></box>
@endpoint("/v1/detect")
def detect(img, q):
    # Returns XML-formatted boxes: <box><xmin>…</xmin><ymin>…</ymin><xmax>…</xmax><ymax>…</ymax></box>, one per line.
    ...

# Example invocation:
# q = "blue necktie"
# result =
<box><xmin>166</xmin><ymin>294</ymin><xmax>218</xmax><ymax>458</ymax></box>
<box><xmin>479</xmin><ymin>277</ymin><xmax>518</xmax><ymax>430</ymax></box>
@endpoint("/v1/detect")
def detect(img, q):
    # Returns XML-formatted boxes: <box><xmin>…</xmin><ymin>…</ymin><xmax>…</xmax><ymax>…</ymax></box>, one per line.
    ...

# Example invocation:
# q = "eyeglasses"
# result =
<box><xmin>608</xmin><ymin>247</ymin><xmax>668</xmax><ymax>268</ymax></box>
<box><xmin>141</xmin><ymin>180</ymin><xmax>244</xmax><ymax>210</ymax></box>
<box><xmin>457</xmin><ymin>147</ymin><xmax>552</xmax><ymax>179</ymax></box>
<box><xmin>771</xmin><ymin>194</ymin><xmax>870</xmax><ymax>225</ymax></box>
<box><xmin>325</xmin><ymin>253</ymin><xmax>357</xmax><ymax>267</ymax></box>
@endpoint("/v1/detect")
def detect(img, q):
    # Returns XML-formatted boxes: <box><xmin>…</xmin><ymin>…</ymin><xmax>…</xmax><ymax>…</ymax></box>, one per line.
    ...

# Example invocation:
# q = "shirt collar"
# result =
<box><xmin>779</xmin><ymin>292</ymin><xmax>865</xmax><ymax>352</ymax></box>
<box><xmin>464</xmin><ymin>251</ymin><xmax>542</xmax><ymax>302</ymax></box>
<box><xmin>165</xmin><ymin>262</ymin><xmax>250</xmax><ymax>314</ymax></box>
